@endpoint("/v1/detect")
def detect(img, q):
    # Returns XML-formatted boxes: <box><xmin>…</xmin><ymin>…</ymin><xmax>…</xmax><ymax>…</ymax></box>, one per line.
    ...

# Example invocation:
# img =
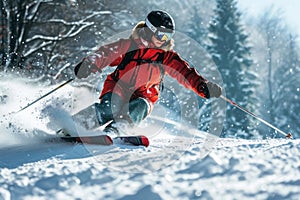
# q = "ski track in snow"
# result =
<box><xmin>1</xmin><ymin>76</ymin><xmax>300</xmax><ymax>200</ymax></box>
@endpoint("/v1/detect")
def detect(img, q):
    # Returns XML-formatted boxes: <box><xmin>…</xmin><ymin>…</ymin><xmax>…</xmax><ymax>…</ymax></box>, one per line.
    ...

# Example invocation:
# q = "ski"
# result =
<box><xmin>115</xmin><ymin>135</ymin><xmax>149</xmax><ymax>147</ymax></box>
<box><xmin>56</xmin><ymin>128</ymin><xmax>149</xmax><ymax>147</ymax></box>
<box><xmin>59</xmin><ymin>135</ymin><xmax>149</xmax><ymax>147</ymax></box>
<box><xmin>60</xmin><ymin>135</ymin><xmax>113</xmax><ymax>145</ymax></box>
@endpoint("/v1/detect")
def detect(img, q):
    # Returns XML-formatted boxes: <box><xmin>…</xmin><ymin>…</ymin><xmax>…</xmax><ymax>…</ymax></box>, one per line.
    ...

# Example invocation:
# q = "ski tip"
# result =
<box><xmin>141</xmin><ymin>135</ymin><xmax>149</xmax><ymax>147</ymax></box>
<box><xmin>106</xmin><ymin>135</ymin><xmax>114</xmax><ymax>145</ymax></box>
<box><xmin>286</xmin><ymin>133</ymin><xmax>292</xmax><ymax>139</ymax></box>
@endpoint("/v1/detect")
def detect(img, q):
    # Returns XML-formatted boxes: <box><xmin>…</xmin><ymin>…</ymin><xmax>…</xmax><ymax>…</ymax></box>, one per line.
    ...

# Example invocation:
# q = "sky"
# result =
<box><xmin>237</xmin><ymin>0</ymin><xmax>300</xmax><ymax>37</ymax></box>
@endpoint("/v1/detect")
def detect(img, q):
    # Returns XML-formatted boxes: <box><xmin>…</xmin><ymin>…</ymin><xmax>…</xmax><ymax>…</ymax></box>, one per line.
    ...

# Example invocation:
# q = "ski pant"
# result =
<box><xmin>95</xmin><ymin>92</ymin><xmax>150</xmax><ymax>126</ymax></box>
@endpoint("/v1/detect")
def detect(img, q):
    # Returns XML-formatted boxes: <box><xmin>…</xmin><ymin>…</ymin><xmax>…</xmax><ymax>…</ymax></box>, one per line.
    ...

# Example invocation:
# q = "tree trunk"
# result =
<box><xmin>267</xmin><ymin>37</ymin><xmax>275</xmax><ymax>123</ymax></box>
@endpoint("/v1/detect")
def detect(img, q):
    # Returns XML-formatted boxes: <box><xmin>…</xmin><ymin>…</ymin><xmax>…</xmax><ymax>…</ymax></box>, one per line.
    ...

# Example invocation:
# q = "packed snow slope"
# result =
<box><xmin>0</xmin><ymin>76</ymin><xmax>299</xmax><ymax>200</ymax></box>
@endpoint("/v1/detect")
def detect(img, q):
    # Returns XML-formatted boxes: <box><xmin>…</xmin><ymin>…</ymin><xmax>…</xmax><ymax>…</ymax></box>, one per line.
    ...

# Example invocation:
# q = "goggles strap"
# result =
<box><xmin>145</xmin><ymin>18</ymin><xmax>157</xmax><ymax>33</ymax></box>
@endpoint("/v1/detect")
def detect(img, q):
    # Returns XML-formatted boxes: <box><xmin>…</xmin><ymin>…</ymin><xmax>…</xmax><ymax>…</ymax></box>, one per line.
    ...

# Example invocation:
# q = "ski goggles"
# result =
<box><xmin>154</xmin><ymin>31</ymin><xmax>173</xmax><ymax>42</ymax></box>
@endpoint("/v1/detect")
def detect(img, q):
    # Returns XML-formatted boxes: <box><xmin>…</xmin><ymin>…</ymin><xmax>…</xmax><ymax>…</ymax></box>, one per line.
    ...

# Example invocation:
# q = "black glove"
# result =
<box><xmin>74</xmin><ymin>59</ymin><xmax>98</xmax><ymax>79</ymax></box>
<box><xmin>198</xmin><ymin>81</ymin><xmax>222</xmax><ymax>99</ymax></box>
<box><xmin>205</xmin><ymin>81</ymin><xmax>222</xmax><ymax>98</ymax></box>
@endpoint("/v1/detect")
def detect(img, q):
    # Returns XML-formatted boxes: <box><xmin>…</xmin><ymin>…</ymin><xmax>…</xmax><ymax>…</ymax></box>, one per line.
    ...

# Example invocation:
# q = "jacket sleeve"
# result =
<box><xmin>83</xmin><ymin>38</ymin><xmax>131</xmax><ymax>72</ymax></box>
<box><xmin>164</xmin><ymin>51</ymin><xmax>210</xmax><ymax>99</ymax></box>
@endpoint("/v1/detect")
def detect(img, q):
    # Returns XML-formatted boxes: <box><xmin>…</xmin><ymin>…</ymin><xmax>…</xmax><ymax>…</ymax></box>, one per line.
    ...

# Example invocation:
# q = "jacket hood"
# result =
<box><xmin>131</xmin><ymin>21</ymin><xmax>174</xmax><ymax>51</ymax></box>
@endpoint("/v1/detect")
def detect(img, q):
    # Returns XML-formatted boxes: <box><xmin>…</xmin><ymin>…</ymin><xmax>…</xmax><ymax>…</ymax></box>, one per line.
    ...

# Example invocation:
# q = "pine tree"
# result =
<box><xmin>207</xmin><ymin>0</ymin><xmax>258</xmax><ymax>138</ymax></box>
<box><xmin>273</xmin><ymin>35</ymin><xmax>300</xmax><ymax>137</ymax></box>
<box><xmin>255</xmin><ymin>8</ymin><xmax>293</xmax><ymax>138</ymax></box>
<box><xmin>185</xmin><ymin>6</ymin><xmax>208</xmax><ymax>46</ymax></box>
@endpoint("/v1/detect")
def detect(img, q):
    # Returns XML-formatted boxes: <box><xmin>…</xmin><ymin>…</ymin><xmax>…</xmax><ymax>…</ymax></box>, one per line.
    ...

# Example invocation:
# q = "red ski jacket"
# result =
<box><xmin>83</xmin><ymin>23</ymin><xmax>210</xmax><ymax>105</ymax></box>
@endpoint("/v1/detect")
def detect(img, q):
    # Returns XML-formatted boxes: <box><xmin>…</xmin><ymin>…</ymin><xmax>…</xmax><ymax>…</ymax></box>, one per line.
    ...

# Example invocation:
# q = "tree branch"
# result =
<box><xmin>25</xmin><ymin>11</ymin><xmax>112</xmax><ymax>43</ymax></box>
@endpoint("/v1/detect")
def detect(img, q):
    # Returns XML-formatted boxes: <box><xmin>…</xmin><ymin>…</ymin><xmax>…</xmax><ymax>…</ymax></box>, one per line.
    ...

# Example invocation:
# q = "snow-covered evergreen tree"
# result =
<box><xmin>185</xmin><ymin>7</ymin><xmax>208</xmax><ymax>47</ymax></box>
<box><xmin>273</xmin><ymin>35</ymin><xmax>300</xmax><ymax>137</ymax></box>
<box><xmin>207</xmin><ymin>0</ymin><xmax>258</xmax><ymax>138</ymax></box>
<box><xmin>254</xmin><ymin>8</ymin><xmax>295</xmax><ymax>138</ymax></box>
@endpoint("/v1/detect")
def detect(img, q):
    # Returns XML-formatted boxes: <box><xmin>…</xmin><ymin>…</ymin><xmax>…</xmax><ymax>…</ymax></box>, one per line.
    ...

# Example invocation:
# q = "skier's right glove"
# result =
<box><xmin>201</xmin><ymin>81</ymin><xmax>222</xmax><ymax>99</ymax></box>
<box><xmin>74</xmin><ymin>59</ymin><xmax>99</xmax><ymax>79</ymax></box>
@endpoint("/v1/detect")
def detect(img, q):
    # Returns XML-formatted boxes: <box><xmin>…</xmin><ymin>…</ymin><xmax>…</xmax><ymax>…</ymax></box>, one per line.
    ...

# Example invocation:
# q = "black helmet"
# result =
<box><xmin>146</xmin><ymin>10</ymin><xmax>175</xmax><ymax>32</ymax></box>
<box><xmin>143</xmin><ymin>10</ymin><xmax>175</xmax><ymax>42</ymax></box>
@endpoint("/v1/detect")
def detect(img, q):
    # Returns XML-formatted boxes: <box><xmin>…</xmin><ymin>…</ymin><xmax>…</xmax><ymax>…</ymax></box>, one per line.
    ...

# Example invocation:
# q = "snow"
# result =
<box><xmin>0</xmin><ymin>75</ymin><xmax>300</xmax><ymax>200</ymax></box>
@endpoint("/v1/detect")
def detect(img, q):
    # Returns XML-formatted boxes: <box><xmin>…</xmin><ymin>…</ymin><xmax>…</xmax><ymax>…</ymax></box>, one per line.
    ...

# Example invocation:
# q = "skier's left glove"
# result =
<box><xmin>201</xmin><ymin>81</ymin><xmax>222</xmax><ymax>99</ymax></box>
<box><xmin>207</xmin><ymin>82</ymin><xmax>222</xmax><ymax>98</ymax></box>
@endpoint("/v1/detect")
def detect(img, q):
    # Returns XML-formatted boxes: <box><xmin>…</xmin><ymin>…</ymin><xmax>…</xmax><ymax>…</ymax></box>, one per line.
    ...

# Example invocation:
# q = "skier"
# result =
<box><xmin>74</xmin><ymin>10</ymin><xmax>222</xmax><ymax>134</ymax></box>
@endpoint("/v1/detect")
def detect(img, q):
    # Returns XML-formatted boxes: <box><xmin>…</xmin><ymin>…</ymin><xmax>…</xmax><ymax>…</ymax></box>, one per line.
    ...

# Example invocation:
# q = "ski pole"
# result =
<box><xmin>220</xmin><ymin>95</ymin><xmax>292</xmax><ymax>139</ymax></box>
<box><xmin>16</xmin><ymin>78</ymin><xmax>74</xmax><ymax>113</ymax></box>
